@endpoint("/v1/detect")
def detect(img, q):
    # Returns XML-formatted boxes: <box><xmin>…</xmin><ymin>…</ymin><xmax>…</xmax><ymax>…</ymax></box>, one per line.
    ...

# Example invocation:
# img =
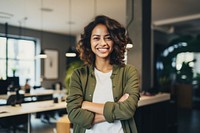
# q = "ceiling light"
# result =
<box><xmin>0</xmin><ymin>12</ymin><xmax>13</xmax><ymax>19</ymax></box>
<box><xmin>38</xmin><ymin>50</ymin><xmax>47</xmax><ymax>59</ymax></box>
<box><xmin>65</xmin><ymin>46</ymin><xmax>77</xmax><ymax>57</ymax></box>
<box><xmin>126</xmin><ymin>43</ymin><xmax>133</xmax><ymax>49</ymax></box>
<box><xmin>65</xmin><ymin>0</ymin><xmax>76</xmax><ymax>58</ymax></box>
<box><xmin>65</xmin><ymin>52</ymin><xmax>76</xmax><ymax>57</ymax></box>
<box><xmin>41</xmin><ymin>7</ymin><xmax>53</xmax><ymax>12</ymax></box>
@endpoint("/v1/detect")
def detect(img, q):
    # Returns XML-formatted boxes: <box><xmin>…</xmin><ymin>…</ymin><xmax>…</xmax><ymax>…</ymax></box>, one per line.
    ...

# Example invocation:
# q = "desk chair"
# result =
<box><xmin>0</xmin><ymin>94</ymin><xmax>28</xmax><ymax>133</ymax></box>
<box><xmin>7</xmin><ymin>94</ymin><xmax>24</xmax><ymax>106</ymax></box>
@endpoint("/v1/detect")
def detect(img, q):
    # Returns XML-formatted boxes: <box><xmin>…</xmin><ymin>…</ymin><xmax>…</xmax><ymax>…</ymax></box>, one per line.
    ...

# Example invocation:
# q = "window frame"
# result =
<box><xmin>0</xmin><ymin>35</ymin><xmax>38</xmax><ymax>86</ymax></box>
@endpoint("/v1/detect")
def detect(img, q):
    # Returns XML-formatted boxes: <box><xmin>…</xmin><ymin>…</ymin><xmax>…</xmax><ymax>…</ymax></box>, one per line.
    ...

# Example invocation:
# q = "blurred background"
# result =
<box><xmin>0</xmin><ymin>0</ymin><xmax>200</xmax><ymax>133</ymax></box>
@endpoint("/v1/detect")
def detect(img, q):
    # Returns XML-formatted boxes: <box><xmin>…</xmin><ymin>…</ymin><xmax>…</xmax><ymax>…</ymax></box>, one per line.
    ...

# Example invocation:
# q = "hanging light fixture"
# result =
<box><xmin>125</xmin><ymin>0</ymin><xmax>134</xmax><ymax>49</ymax></box>
<box><xmin>38</xmin><ymin>50</ymin><xmax>47</xmax><ymax>59</ymax></box>
<box><xmin>39</xmin><ymin>49</ymin><xmax>47</xmax><ymax>58</ymax></box>
<box><xmin>126</xmin><ymin>43</ymin><xmax>133</xmax><ymax>49</ymax></box>
<box><xmin>38</xmin><ymin>0</ymin><xmax>47</xmax><ymax>59</ymax></box>
<box><xmin>65</xmin><ymin>46</ymin><xmax>76</xmax><ymax>57</ymax></box>
<box><xmin>65</xmin><ymin>0</ymin><xmax>76</xmax><ymax>58</ymax></box>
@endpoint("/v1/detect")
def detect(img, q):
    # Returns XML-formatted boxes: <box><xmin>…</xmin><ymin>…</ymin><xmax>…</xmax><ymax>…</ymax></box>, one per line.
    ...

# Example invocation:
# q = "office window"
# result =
<box><xmin>0</xmin><ymin>37</ymin><xmax>36</xmax><ymax>86</ymax></box>
<box><xmin>0</xmin><ymin>37</ymin><xmax>6</xmax><ymax>79</ymax></box>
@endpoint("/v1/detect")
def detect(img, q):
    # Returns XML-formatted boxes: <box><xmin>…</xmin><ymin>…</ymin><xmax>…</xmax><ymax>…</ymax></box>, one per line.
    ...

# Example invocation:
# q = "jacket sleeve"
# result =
<box><xmin>103</xmin><ymin>66</ymin><xmax>140</xmax><ymax>123</ymax></box>
<box><xmin>66</xmin><ymin>70</ymin><xmax>95</xmax><ymax>129</ymax></box>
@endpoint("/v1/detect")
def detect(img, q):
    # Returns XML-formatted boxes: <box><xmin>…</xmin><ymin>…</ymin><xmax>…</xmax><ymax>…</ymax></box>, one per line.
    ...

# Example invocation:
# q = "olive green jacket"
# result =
<box><xmin>66</xmin><ymin>64</ymin><xmax>140</xmax><ymax>133</ymax></box>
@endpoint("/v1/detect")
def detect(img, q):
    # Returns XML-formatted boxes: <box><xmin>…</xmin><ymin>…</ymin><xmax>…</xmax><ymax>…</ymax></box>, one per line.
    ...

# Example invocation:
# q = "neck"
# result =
<box><xmin>95</xmin><ymin>59</ymin><xmax>112</xmax><ymax>73</ymax></box>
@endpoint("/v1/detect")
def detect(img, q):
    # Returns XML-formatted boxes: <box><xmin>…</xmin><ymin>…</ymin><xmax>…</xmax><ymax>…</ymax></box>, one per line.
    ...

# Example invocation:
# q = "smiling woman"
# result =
<box><xmin>67</xmin><ymin>15</ymin><xmax>140</xmax><ymax>133</ymax></box>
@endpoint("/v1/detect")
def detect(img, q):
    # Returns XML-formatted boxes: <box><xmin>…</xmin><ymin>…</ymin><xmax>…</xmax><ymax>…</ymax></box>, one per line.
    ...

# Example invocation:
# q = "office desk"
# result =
<box><xmin>0</xmin><ymin>88</ymin><xmax>54</xmax><ymax>106</ymax></box>
<box><xmin>0</xmin><ymin>100</ymin><xmax>66</xmax><ymax>133</ymax></box>
<box><xmin>0</xmin><ymin>88</ymin><xmax>54</xmax><ymax>100</ymax></box>
<box><xmin>0</xmin><ymin>93</ymin><xmax>170</xmax><ymax>118</ymax></box>
<box><xmin>0</xmin><ymin>92</ymin><xmax>170</xmax><ymax>116</ymax></box>
<box><xmin>0</xmin><ymin>88</ymin><xmax>67</xmax><ymax>105</ymax></box>
<box><xmin>138</xmin><ymin>92</ymin><xmax>170</xmax><ymax>107</ymax></box>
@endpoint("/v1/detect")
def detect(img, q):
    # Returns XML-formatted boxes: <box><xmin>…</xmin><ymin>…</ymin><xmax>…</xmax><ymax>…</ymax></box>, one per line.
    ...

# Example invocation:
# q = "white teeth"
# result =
<box><xmin>98</xmin><ymin>48</ymin><xmax>108</xmax><ymax>53</ymax></box>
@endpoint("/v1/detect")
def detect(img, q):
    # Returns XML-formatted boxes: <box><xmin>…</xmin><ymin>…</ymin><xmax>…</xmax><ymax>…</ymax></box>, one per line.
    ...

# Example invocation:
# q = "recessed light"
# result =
<box><xmin>0</xmin><ymin>12</ymin><xmax>13</xmax><ymax>19</ymax></box>
<box><xmin>66</xmin><ymin>21</ymin><xmax>75</xmax><ymax>25</ymax></box>
<box><xmin>41</xmin><ymin>8</ymin><xmax>53</xmax><ymax>12</ymax></box>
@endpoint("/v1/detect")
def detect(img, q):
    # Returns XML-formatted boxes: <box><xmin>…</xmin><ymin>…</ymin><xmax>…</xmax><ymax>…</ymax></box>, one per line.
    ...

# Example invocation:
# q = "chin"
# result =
<box><xmin>96</xmin><ymin>54</ymin><xmax>110</xmax><ymax>59</ymax></box>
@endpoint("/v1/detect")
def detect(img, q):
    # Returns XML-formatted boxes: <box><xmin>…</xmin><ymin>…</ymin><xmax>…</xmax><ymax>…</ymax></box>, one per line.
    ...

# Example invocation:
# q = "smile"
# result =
<box><xmin>97</xmin><ymin>48</ymin><xmax>109</xmax><ymax>53</ymax></box>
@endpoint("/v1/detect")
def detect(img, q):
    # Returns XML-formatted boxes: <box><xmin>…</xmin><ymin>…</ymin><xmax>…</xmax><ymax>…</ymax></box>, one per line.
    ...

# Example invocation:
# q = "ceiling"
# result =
<box><xmin>0</xmin><ymin>0</ymin><xmax>200</xmax><ymax>36</ymax></box>
<box><xmin>0</xmin><ymin>0</ymin><xmax>126</xmax><ymax>36</ymax></box>
<box><xmin>152</xmin><ymin>0</ymin><xmax>200</xmax><ymax>36</ymax></box>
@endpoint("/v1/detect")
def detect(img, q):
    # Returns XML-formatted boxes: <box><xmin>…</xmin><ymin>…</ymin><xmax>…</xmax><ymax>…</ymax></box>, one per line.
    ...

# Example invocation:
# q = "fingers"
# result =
<box><xmin>118</xmin><ymin>93</ymin><xmax>129</xmax><ymax>102</ymax></box>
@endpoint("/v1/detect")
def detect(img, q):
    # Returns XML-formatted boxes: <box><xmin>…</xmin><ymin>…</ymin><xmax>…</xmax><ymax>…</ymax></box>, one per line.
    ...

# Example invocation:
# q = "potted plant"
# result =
<box><xmin>65</xmin><ymin>59</ymin><xmax>83</xmax><ymax>94</ymax></box>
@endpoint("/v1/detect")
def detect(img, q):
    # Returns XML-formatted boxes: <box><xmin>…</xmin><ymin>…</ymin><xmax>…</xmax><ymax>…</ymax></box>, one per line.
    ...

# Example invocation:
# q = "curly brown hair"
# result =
<box><xmin>76</xmin><ymin>15</ymin><xmax>132</xmax><ymax>66</ymax></box>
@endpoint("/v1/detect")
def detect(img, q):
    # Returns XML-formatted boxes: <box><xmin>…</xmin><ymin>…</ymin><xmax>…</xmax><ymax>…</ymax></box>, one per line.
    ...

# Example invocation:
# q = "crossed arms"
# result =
<box><xmin>81</xmin><ymin>93</ymin><xmax>130</xmax><ymax>124</ymax></box>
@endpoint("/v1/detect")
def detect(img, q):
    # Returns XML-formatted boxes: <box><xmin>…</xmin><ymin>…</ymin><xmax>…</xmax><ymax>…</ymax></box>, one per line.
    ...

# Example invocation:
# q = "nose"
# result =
<box><xmin>99</xmin><ymin>38</ymin><xmax>107</xmax><ymax>46</ymax></box>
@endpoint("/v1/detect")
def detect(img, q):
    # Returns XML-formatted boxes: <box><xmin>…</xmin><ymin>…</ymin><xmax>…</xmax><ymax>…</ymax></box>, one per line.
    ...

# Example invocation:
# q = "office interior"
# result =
<box><xmin>0</xmin><ymin>0</ymin><xmax>200</xmax><ymax>133</ymax></box>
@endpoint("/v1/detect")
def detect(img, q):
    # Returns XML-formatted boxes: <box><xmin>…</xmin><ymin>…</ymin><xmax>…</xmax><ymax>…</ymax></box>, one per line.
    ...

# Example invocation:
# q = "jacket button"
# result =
<box><xmin>114</xmin><ymin>97</ymin><xmax>118</xmax><ymax>101</ymax></box>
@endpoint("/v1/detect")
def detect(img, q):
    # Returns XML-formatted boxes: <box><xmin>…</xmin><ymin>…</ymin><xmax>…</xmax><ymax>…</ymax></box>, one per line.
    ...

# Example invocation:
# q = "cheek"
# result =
<box><xmin>110</xmin><ymin>43</ymin><xmax>114</xmax><ymax>50</ymax></box>
<box><xmin>90</xmin><ymin>43</ymin><xmax>96</xmax><ymax>52</ymax></box>
<box><xmin>90</xmin><ymin>41</ymin><xmax>95</xmax><ymax>48</ymax></box>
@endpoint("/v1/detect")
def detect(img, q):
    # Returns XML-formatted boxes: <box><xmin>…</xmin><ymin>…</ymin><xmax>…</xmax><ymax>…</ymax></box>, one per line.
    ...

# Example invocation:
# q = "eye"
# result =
<box><xmin>93</xmin><ymin>37</ymin><xmax>100</xmax><ymax>40</ymax></box>
<box><xmin>105</xmin><ymin>35</ymin><xmax>112</xmax><ymax>40</ymax></box>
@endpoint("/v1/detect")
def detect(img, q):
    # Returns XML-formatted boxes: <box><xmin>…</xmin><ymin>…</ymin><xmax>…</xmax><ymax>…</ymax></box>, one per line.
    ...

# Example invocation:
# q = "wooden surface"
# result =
<box><xmin>56</xmin><ymin>115</ymin><xmax>71</xmax><ymax>133</ymax></box>
<box><xmin>0</xmin><ymin>100</ymin><xmax>66</xmax><ymax>118</ymax></box>
<box><xmin>138</xmin><ymin>93</ymin><xmax>170</xmax><ymax>107</ymax></box>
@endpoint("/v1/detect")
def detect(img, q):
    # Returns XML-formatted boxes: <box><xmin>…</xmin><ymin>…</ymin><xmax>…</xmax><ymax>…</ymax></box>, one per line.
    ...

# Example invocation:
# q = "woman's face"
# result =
<box><xmin>90</xmin><ymin>24</ymin><xmax>114</xmax><ymax>60</ymax></box>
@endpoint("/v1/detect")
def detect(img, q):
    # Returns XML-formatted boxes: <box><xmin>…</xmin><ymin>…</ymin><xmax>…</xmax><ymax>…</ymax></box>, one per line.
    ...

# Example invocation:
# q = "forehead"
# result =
<box><xmin>91</xmin><ymin>24</ymin><xmax>109</xmax><ymax>35</ymax></box>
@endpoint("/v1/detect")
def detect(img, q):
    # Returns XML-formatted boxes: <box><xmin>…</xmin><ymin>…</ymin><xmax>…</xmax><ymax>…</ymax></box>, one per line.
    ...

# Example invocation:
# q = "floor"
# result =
<box><xmin>178</xmin><ymin>108</ymin><xmax>200</xmax><ymax>133</ymax></box>
<box><xmin>1</xmin><ymin>108</ymin><xmax>200</xmax><ymax>133</ymax></box>
<box><xmin>30</xmin><ymin>117</ymin><xmax>57</xmax><ymax>133</ymax></box>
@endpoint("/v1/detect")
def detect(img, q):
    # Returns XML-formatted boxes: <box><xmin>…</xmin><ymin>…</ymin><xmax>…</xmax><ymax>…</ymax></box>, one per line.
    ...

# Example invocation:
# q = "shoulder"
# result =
<box><xmin>113</xmin><ymin>64</ymin><xmax>138</xmax><ymax>77</ymax></box>
<box><xmin>72</xmin><ymin>65</ymin><xmax>90</xmax><ymax>76</ymax></box>
<box><xmin>118</xmin><ymin>64</ymin><xmax>138</xmax><ymax>72</ymax></box>
<box><xmin>121</xmin><ymin>64</ymin><xmax>139</xmax><ymax>77</ymax></box>
<box><xmin>124</xmin><ymin>64</ymin><xmax>137</xmax><ymax>70</ymax></box>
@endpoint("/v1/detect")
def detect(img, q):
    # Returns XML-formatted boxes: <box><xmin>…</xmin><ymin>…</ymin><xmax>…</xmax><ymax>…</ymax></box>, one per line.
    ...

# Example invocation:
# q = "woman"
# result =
<box><xmin>67</xmin><ymin>15</ymin><xmax>140</xmax><ymax>133</ymax></box>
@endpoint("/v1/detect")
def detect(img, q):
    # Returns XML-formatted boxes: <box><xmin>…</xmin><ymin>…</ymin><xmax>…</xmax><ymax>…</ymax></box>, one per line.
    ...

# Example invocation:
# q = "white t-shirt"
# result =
<box><xmin>85</xmin><ymin>68</ymin><xmax>124</xmax><ymax>133</ymax></box>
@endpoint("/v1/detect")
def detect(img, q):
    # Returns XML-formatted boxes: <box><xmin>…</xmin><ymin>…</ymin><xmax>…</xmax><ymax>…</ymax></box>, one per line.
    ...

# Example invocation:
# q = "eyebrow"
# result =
<box><xmin>92</xmin><ymin>34</ymin><xmax>110</xmax><ymax>37</ymax></box>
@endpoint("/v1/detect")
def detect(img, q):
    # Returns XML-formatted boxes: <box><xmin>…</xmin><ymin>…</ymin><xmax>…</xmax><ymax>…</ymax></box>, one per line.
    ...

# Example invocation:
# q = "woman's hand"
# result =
<box><xmin>93</xmin><ymin>113</ymin><xmax>105</xmax><ymax>124</ymax></box>
<box><xmin>81</xmin><ymin>101</ymin><xmax>104</xmax><ymax>115</ymax></box>
<box><xmin>118</xmin><ymin>93</ymin><xmax>129</xmax><ymax>102</ymax></box>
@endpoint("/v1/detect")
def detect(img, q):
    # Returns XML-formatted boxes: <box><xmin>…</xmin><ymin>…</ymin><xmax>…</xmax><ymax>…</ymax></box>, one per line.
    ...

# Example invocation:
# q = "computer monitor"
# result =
<box><xmin>0</xmin><ymin>80</ymin><xmax>9</xmax><ymax>94</ymax></box>
<box><xmin>7</xmin><ymin>77</ymin><xmax>20</xmax><ymax>88</ymax></box>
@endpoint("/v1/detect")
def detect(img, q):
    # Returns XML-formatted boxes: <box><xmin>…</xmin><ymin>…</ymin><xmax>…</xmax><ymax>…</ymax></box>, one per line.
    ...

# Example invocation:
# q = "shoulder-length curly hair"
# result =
<box><xmin>76</xmin><ymin>15</ymin><xmax>132</xmax><ymax>66</ymax></box>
